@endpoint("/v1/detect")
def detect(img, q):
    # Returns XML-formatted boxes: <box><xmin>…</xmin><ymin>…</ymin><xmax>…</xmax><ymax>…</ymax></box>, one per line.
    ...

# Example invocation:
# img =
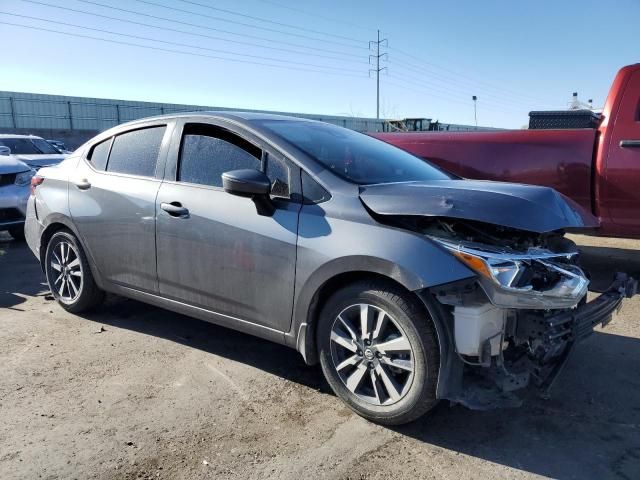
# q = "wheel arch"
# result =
<box><xmin>290</xmin><ymin>255</ymin><xmax>452</xmax><ymax>365</ymax></box>
<box><xmin>39</xmin><ymin>218</ymin><xmax>105</xmax><ymax>289</ymax></box>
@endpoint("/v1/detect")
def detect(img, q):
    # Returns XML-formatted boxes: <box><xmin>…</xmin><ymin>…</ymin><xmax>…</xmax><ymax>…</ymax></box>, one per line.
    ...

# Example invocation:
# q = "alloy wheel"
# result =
<box><xmin>48</xmin><ymin>240</ymin><xmax>83</xmax><ymax>304</ymax></box>
<box><xmin>329</xmin><ymin>303</ymin><xmax>415</xmax><ymax>406</ymax></box>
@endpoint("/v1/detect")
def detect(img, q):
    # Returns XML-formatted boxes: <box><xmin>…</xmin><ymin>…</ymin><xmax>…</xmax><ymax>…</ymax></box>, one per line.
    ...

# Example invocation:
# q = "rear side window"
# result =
<box><xmin>88</xmin><ymin>138</ymin><xmax>111</xmax><ymax>171</ymax></box>
<box><xmin>179</xmin><ymin>124</ymin><xmax>261</xmax><ymax>187</ymax></box>
<box><xmin>107</xmin><ymin>126</ymin><xmax>166</xmax><ymax>177</ymax></box>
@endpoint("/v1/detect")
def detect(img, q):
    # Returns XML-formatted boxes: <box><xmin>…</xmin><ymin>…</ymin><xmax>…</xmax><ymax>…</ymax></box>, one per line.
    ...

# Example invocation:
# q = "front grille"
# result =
<box><xmin>0</xmin><ymin>173</ymin><xmax>16</xmax><ymax>186</ymax></box>
<box><xmin>0</xmin><ymin>208</ymin><xmax>23</xmax><ymax>222</ymax></box>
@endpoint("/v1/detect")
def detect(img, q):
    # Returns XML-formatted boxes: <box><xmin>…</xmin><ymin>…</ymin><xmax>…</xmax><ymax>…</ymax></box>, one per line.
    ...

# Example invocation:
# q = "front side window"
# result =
<box><xmin>255</xmin><ymin>119</ymin><xmax>453</xmax><ymax>185</ymax></box>
<box><xmin>178</xmin><ymin>124</ymin><xmax>261</xmax><ymax>187</ymax></box>
<box><xmin>107</xmin><ymin>126</ymin><xmax>166</xmax><ymax>177</ymax></box>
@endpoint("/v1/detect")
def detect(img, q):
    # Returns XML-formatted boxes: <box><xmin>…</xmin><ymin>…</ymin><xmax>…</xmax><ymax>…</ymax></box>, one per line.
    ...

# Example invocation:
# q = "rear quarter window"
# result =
<box><xmin>88</xmin><ymin>138</ymin><xmax>112</xmax><ymax>171</ymax></box>
<box><xmin>106</xmin><ymin>126</ymin><xmax>166</xmax><ymax>177</ymax></box>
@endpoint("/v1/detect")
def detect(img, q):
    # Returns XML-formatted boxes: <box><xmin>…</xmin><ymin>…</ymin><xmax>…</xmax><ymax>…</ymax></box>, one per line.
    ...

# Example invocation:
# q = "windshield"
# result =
<box><xmin>31</xmin><ymin>138</ymin><xmax>61</xmax><ymax>154</ymax></box>
<box><xmin>0</xmin><ymin>137</ymin><xmax>61</xmax><ymax>155</ymax></box>
<box><xmin>256</xmin><ymin>120</ymin><xmax>451</xmax><ymax>184</ymax></box>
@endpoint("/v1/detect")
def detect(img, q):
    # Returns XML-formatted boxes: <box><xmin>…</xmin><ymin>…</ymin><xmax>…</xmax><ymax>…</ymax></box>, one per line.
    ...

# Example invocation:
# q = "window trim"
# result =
<box><xmin>82</xmin><ymin>121</ymin><xmax>172</xmax><ymax>181</ymax></box>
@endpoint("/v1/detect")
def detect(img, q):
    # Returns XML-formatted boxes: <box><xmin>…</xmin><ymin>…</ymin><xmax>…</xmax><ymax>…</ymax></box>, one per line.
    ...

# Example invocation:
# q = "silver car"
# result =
<box><xmin>24</xmin><ymin>112</ymin><xmax>635</xmax><ymax>424</ymax></box>
<box><xmin>0</xmin><ymin>148</ymin><xmax>34</xmax><ymax>239</ymax></box>
<box><xmin>0</xmin><ymin>134</ymin><xmax>67</xmax><ymax>170</ymax></box>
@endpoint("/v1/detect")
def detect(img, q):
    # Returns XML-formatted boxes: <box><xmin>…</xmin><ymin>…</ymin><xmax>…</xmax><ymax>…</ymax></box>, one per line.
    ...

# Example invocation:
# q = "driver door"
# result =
<box><xmin>155</xmin><ymin>119</ymin><xmax>301</xmax><ymax>333</ymax></box>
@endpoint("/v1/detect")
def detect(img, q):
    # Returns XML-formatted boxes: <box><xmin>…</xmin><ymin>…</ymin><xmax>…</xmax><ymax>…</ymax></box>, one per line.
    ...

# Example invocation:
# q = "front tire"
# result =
<box><xmin>45</xmin><ymin>230</ymin><xmax>104</xmax><ymax>313</ymax></box>
<box><xmin>318</xmin><ymin>280</ymin><xmax>440</xmax><ymax>425</ymax></box>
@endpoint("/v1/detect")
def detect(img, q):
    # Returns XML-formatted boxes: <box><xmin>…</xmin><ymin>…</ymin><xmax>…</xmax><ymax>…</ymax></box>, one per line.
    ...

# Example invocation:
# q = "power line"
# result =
<box><xmin>20</xmin><ymin>0</ymin><xmax>365</xmax><ymax>59</ymax></box>
<box><xmin>387</xmin><ymin>63</ymin><xmax>558</xmax><ymax>111</ymax></box>
<box><xmin>76</xmin><ymin>0</ymin><xmax>369</xmax><ymax>50</ymax></box>
<box><xmin>0</xmin><ymin>12</ymin><xmax>364</xmax><ymax>72</ymax></box>
<box><xmin>172</xmin><ymin>0</ymin><xmax>365</xmax><ymax>43</ymax></box>
<box><xmin>388</xmin><ymin>58</ymin><xmax>558</xmax><ymax>109</ymax></box>
<box><xmin>0</xmin><ymin>21</ymin><xmax>369</xmax><ymax>78</ymax></box>
<box><xmin>254</xmin><ymin>0</ymin><xmax>376</xmax><ymax>33</ymax></box>
<box><xmin>388</xmin><ymin>45</ymin><xmax>551</xmax><ymax>104</ymax></box>
<box><xmin>2</xmin><ymin>10</ymin><xmax>367</xmax><ymax>65</ymax></box>
<box><xmin>384</xmin><ymin>76</ymin><xmax>522</xmax><ymax>115</ymax></box>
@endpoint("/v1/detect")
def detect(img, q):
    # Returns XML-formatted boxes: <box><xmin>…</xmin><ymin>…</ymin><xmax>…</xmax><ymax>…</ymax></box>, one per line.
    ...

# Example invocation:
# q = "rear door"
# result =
<box><xmin>155</xmin><ymin>119</ymin><xmax>301</xmax><ymax>332</ymax></box>
<box><xmin>69</xmin><ymin>122</ymin><xmax>173</xmax><ymax>293</ymax></box>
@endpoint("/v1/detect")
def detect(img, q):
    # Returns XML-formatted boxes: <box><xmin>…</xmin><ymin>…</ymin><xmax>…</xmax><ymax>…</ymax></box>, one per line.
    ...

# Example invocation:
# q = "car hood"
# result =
<box><xmin>0</xmin><ymin>155</ymin><xmax>31</xmax><ymax>174</ymax></box>
<box><xmin>13</xmin><ymin>154</ymin><xmax>66</xmax><ymax>168</ymax></box>
<box><xmin>359</xmin><ymin>180</ymin><xmax>599</xmax><ymax>233</ymax></box>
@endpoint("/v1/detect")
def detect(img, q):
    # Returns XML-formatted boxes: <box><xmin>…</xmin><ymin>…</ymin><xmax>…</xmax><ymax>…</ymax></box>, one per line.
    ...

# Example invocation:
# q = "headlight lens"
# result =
<box><xmin>14</xmin><ymin>169</ymin><xmax>35</xmax><ymax>187</ymax></box>
<box><xmin>435</xmin><ymin>239</ymin><xmax>589</xmax><ymax>309</ymax></box>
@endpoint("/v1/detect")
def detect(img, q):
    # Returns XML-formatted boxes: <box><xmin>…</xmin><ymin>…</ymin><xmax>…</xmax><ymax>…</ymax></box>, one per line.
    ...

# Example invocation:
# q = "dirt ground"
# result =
<box><xmin>1</xmin><ymin>233</ymin><xmax>639</xmax><ymax>480</ymax></box>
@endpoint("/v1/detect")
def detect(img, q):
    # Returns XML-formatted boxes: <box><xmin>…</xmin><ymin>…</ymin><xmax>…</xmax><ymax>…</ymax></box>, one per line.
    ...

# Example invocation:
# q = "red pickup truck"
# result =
<box><xmin>374</xmin><ymin>64</ymin><xmax>640</xmax><ymax>239</ymax></box>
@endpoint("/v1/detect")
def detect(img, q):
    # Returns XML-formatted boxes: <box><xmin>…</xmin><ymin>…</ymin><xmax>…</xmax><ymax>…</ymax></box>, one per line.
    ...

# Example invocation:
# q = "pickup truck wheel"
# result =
<box><xmin>318</xmin><ymin>280</ymin><xmax>439</xmax><ymax>425</ymax></box>
<box><xmin>44</xmin><ymin>231</ymin><xmax>104</xmax><ymax>313</ymax></box>
<box><xmin>8</xmin><ymin>226</ymin><xmax>25</xmax><ymax>241</ymax></box>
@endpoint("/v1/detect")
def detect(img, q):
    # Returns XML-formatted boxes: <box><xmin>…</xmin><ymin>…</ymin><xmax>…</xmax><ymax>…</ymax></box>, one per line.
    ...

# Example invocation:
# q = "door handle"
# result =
<box><xmin>160</xmin><ymin>202</ymin><xmax>189</xmax><ymax>218</ymax></box>
<box><xmin>620</xmin><ymin>140</ymin><xmax>640</xmax><ymax>148</ymax></box>
<box><xmin>74</xmin><ymin>179</ymin><xmax>91</xmax><ymax>190</ymax></box>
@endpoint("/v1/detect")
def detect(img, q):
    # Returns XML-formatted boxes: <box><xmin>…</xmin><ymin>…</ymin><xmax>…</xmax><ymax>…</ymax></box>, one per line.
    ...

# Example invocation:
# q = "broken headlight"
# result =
<box><xmin>432</xmin><ymin>238</ymin><xmax>589</xmax><ymax>309</ymax></box>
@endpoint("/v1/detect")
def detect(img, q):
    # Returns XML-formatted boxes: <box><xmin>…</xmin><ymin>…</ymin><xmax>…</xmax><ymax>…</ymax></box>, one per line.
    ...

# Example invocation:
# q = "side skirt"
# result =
<box><xmin>107</xmin><ymin>283</ymin><xmax>288</xmax><ymax>347</ymax></box>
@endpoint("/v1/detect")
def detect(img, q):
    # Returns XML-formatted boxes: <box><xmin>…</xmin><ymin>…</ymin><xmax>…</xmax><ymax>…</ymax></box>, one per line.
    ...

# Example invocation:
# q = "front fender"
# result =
<box><xmin>286</xmin><ymin>202</ymin><xmax>475</xmax><ymax>361</ymax></box>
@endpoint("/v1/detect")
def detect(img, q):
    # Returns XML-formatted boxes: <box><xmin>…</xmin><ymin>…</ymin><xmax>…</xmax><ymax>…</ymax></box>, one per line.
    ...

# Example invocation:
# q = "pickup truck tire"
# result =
<box><xmin>8</xmin><ymin>226</ymin><xmax>25</xmax><ymax>241</ymax></box>
<box><xmin>318</xmin><ymin>280</ymin><xmax>439</xmax><ymax>425</ymax></box>
<box><xmin>45</xmin><ymin>230</ymin><xmax>104</xmax><ymax>313</ymax></box>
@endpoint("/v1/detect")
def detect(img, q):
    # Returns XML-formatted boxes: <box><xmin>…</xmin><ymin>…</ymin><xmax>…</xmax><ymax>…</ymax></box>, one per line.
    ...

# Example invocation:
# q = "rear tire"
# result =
<box><xmin>8</xmin><ymin>226</ymin><xmax>25</xmax><ymax>241</ymax></box>
<box><xmin>318</xmin><ymin>280</ymin><xmax>440</xmax><ymax>425</ymax></box>
<box><xmin>45</xmin><ymin>230</ymin><xmax>104</xmax><ymax>313</ymax></box>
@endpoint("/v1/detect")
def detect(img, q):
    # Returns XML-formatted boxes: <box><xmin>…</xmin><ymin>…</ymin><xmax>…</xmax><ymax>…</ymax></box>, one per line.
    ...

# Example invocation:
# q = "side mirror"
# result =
<box><xmin>222</xmin><ymin>169</ymin><xmax>274</xmax><ymax>216</ymax></box>
<box><xmin>0</xmin><ymin>146</ymin><xmax>11</xmax><ymax>156</ymax></box>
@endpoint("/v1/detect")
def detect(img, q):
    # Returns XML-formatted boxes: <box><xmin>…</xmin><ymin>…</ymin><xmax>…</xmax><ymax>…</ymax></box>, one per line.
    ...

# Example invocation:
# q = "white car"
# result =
<box><xmin>0</xmin><ymin>134</ymin><xmax>67</xmax><ymax>170</ymax></box>
<box><xmin>0</xmin><ymin>147</ymin><xmax>34</xmax><ymax>239</ymax></box>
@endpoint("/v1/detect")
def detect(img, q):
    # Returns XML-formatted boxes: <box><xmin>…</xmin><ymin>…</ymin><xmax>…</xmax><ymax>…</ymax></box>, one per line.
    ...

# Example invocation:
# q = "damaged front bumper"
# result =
<box><xmin>431</xmin><ymin>273</ymin><xmax>637</xmax><ymax>410</ymax></box>
<box><xmin>521</xmin><ymin>272</ymin><xmax>637</xmax><ymax>393</ymax></box>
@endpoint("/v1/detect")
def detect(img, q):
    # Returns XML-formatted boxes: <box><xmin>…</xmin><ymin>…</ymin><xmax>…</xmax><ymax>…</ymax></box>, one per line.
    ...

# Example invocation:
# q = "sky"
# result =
<box><xmin>0</xmin><ymin>0</ymin><xmax>638</xmax><ymax>128</ymax></box>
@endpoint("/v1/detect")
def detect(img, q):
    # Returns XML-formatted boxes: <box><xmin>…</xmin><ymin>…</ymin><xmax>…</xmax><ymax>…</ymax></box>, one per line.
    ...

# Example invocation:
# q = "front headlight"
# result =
<box><xmin>14</xmin><ymin>169</ymin><xmax>35</xmax><ymax>187</ymax></box>
<box><xmin>433</xmin><ymin>238</ymin><xmax>589</xmax><ymax>309</ymax></box>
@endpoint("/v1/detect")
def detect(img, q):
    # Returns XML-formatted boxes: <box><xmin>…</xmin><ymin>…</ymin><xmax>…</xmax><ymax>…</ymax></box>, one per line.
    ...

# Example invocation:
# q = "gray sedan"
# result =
<box><xmin>24</xmin><ymin>112</ymin><xmax>635</xmax><ymax>424</ymax></box>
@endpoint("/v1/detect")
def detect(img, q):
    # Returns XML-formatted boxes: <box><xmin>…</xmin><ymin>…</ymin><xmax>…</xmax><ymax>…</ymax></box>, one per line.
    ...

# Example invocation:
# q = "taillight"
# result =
<box><xmin>30</xmin><ymin>175</ymin><xmax>44</xmax><ymax>195</ymax></box>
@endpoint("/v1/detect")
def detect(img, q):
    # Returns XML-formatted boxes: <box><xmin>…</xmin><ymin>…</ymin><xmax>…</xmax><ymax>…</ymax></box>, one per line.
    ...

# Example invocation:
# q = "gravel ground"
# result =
<box><xmin>1</xmin><ymin>233</ymin><xmax>639</xmax><ymax>480</ymax></box>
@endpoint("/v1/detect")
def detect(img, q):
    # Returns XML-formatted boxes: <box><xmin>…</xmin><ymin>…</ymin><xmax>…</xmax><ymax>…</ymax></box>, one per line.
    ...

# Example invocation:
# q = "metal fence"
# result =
<box><xmin>0</xmin><ymin>91</ymin><xmax>387</xmax><ymax>133</ymax></box>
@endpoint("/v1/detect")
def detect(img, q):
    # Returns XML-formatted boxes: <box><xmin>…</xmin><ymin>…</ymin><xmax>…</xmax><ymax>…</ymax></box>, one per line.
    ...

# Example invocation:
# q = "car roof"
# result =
<box><xmin>116</xmin><ymin>111</ymin><xmax>319</xmax><ymax>129</ymax></box>
<box><xmin>0</xmin><ymin>134</ymin><xmax>45</xmax><ymax>139</ymax></box>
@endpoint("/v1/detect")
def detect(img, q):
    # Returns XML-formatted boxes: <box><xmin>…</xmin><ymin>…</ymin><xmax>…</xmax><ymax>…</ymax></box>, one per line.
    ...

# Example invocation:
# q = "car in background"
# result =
<box><xmin>0</xmin><ymin>146</ymin><xmax>34</xmax><ymax>240</ymax></box>
<box><xmin>24</xmin><ymin>112</ymin><xmax>636</xmax><ymax>424</ymax></box>
<box><xmin>0</xmin><ymin>134</ymin><xmax>67</xmax><ymax>170</ymax></box>
<box><xmin>46</xmin><ymin>139</ymin><xmax>73</xmax><ymax>154</ymax></box>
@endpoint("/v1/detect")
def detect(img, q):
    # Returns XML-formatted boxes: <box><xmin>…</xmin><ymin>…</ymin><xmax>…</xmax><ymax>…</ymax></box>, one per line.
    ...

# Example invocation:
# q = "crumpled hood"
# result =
<box><xmin>14</xmin><ymin>154</ymin><xmax>66</xmax><ymax>169</ymax></box>
<box><xmin>359</xmin><ymin>180</ymin><xmax>599</xmax><ymax>233</ymax></box>
<box><xmin>0</xmin><ymin>155</ymin><xmax>31</xmax><ymax>174</ymax></box>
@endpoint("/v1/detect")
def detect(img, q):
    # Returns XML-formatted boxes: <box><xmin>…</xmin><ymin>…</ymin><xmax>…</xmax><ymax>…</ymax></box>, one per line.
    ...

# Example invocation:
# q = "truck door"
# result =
<box><xmin>601</xmin><ymin>68</ymin><xmax>640</xmax><ymax>234</ymax></box>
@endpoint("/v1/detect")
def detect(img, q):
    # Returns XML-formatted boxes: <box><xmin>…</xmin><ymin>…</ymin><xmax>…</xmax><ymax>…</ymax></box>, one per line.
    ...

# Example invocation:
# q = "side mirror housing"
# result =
<box><xmin>222</xmin><ymin>169</ymin><xmax>274</xmax><ymax>216</ymax></box>
<box><xmin>0</xmin><ymin>146</ymin><xmax>11</xmax><ymax>156</ymax></box>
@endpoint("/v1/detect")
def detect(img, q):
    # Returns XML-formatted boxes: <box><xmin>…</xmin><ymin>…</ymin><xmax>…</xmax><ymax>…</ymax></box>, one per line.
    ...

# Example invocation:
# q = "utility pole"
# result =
<box><xmin>472</xmin><ymin>95</ymin><xmax>478</xmax><ymax>127</ymax></box>
<box><xmin>369</xmin><ymin>30</ymin><xmax>387</xmax><ymax>119</ymax></box>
